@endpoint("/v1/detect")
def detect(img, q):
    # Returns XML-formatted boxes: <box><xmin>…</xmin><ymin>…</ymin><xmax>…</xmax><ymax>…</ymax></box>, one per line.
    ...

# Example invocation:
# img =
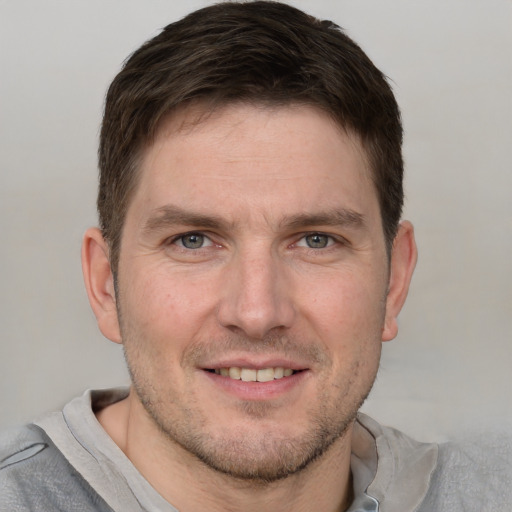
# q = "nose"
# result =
<box><xmin>216</xmin><ymin>246</ymin><xmax>296</xmax><ymax>339</ymax></box>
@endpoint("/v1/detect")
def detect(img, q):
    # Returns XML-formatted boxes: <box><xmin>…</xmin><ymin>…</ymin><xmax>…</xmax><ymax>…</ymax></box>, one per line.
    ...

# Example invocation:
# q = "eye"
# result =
<box><xmin>174</xmin><ymin>232</ymin><xmax>213</xmax><ymax>249</ymax></box>
<box><xmin>297</xmin><ymin>233</ymin><xmax>335</xmax><ymax>249</ymax></box>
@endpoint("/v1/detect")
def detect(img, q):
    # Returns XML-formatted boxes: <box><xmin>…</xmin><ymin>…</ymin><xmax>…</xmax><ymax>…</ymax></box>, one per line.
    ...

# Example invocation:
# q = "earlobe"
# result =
<box><xmin>382</xmin><ymin>221</ymin><xmax>417</xmax><ymax>342</ymax></box>
<box><xmin>81</xmin><ymin>227</ymin><xmax>122</xmax><ymax>344</ymax></box>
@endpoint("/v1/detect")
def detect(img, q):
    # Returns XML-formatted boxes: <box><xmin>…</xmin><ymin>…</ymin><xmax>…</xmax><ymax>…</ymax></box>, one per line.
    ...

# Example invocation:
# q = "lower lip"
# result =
<box><xmin>201</xmin><ymin>370</ymin><xmax>309</xmax><ymax>401</ymax></box>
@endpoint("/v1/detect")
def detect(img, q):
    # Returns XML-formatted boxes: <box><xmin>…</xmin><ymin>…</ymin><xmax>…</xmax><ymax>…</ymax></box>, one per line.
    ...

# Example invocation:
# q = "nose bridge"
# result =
<box><xmin>217</xmin><ymin>241</ymin><xmax>294</xmax><ymax>338</ymax></box>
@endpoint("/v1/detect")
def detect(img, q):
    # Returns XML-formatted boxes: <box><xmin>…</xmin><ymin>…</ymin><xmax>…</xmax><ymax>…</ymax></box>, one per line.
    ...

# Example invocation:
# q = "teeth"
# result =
<box><xmin>241</xmin><ymin>368</ymin><xmax>257</xmax><ymax>382</ymax></box>
<box><xmin>256</xmin><ymin>368</ymin><xmax>275</xmax><ymax>382</ymax></box>
<box><xmin>214</xmin><ymin>367</ymin><xmax>296</xmax><ymax>382</ymax></box>
<box><xmin>274</xmin><ymin>367</ymin><xmax>284</xmax><ymax>379</ymax></box>
<box><xmin>229</xmin><ymin>367</ymin><xmax>241</xmax><ymax>379</ymax></box>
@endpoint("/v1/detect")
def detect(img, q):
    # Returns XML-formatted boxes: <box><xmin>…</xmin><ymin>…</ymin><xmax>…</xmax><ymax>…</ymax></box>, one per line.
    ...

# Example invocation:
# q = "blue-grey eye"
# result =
<box><xmin>180</xmin><ymin>233</ymin><xmax>205</xmax><ymax>249</ymax></box>
<box><xmin>304</xmin><ymin>233</ymin><xmax>330</xmax><ymax>248</ymax></box>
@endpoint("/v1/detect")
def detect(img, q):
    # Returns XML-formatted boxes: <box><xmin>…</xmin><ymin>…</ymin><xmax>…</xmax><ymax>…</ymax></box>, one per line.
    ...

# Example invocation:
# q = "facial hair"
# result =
<box><xmin>122</xmin><ymin>329</ymin><xmax>380</xmax><ymax>484</ymax></box>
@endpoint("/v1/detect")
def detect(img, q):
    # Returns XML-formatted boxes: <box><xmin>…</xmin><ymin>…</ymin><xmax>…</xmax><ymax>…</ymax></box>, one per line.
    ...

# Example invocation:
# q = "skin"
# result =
<box><xmin>82</xmin><ymin>103</ymin><xmax>417</xmax><ymax>512</ymax></box>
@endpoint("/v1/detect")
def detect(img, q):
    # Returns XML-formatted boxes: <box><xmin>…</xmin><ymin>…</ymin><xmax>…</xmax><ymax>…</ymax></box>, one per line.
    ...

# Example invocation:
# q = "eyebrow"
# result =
<box><xmin>281</xmin><ymin>209</ymin><xmax>366</xmax><ymax>231</ymax></box>
<box><xmin>143</xmin><ymin>205</ymin><xmax>366</xmax><ymax>234</ymax></box>
<box><xmin>143</xmin><ymin>205</ymin><xmax>232</xmax><ymax>233</ymax></box>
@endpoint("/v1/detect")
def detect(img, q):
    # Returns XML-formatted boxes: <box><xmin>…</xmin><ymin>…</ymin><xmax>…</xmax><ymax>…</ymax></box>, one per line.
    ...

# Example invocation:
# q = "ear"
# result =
<box><xmin>81</xmin><ymin>227</ymin><xmax>121</xmax><ymax>343</ymax></box>
<box><xmin>382</xmin><ymin>221</ymin><xmax>417</xmax><ymax>342</ymax></box>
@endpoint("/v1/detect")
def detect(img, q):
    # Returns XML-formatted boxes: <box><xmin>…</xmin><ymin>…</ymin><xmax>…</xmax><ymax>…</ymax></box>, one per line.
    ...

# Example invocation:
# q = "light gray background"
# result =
<box><xmin>1</xmin><ymin>0</ymin><xmax>511</xmax><ymax>441</ymax></box>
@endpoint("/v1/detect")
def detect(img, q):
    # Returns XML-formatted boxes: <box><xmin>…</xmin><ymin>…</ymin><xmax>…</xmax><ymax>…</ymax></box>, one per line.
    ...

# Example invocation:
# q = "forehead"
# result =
<box><xmin>130</xmin><ymin>103</ymin><xmax>379</xmax><ymax>227</ymax></box>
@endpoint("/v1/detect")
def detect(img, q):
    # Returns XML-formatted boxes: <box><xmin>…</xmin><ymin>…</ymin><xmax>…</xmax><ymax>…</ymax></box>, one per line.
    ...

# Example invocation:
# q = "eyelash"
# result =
<box><xmin>295</xmin><ymin>232</ymin><xmax>338</xmax><ymax>249</ymax></box>
<box><xmin>169</xmin><ymin>232</ymin><xmax>214</xmax><ymax>250</ymax></box>
<box><xmin>167</xmin><ymin>231</ymin><xmax>346</xmax><ymax>252</ymax></box>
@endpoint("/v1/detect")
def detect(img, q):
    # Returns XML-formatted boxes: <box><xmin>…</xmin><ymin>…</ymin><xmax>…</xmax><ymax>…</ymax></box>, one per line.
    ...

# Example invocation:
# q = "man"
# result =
<box><xmin>1</xmin><ymin>2</ymin><xmax>510</xmax><ymax>511</ymax></box>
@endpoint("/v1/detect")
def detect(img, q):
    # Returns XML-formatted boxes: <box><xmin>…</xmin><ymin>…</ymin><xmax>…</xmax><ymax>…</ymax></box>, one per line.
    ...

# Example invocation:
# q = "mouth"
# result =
<box><xmin>205</xmin><ymin>367</ymin><xmax>303</xmax><ymax>382</ymax></box>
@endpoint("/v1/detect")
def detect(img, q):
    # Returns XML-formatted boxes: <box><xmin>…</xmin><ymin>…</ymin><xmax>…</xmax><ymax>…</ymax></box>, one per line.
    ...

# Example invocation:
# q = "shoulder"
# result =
<box><xmin>356</xmin><ymin>414</ymin><xmax>512</xmax><ymax>511</ymax></box>
<box><xmin>419</xmin><ymin>430</ymin><xmax>512</xmax><ymax>511</ymax></box>
<box><xmin>0</xmin><ymin>423</ymin><xmax>113</xmax><ymax>512</ymax></box>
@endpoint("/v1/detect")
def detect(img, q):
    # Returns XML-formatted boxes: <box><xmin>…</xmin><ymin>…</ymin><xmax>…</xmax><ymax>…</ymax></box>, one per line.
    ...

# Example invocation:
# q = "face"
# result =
<box><xmin>112</xmin><ymin>104</ymin><xmax>396</xmax><ymax>481</ymax></box>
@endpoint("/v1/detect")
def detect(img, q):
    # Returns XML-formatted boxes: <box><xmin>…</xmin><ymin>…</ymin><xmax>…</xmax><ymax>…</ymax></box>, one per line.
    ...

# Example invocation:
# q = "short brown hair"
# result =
<box><xmin>99</xmin><ymin>1</ymin><xmax>403</xmax><ymax>271</ymax></box>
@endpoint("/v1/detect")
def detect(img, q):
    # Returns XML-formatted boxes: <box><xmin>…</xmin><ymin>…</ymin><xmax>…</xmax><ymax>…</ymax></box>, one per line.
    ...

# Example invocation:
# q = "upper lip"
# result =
<box><xmin>200</xmin><ymin>357</ymin><xmax>310</xmax><ymax>371</ymax></box>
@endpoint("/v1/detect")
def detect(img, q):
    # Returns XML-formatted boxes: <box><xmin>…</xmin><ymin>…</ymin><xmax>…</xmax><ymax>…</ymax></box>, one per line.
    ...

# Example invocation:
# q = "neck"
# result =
<box><xmin>97</xmin><ymin>391</ymin><xmax>354</xmax><ymax>512</ymax></box>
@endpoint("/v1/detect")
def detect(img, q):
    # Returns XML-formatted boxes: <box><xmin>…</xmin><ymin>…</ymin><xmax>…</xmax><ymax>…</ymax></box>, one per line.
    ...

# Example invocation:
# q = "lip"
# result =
<box><xmin>200</xmin><ymin>356</ymin><xmax>310</xmax><ymax>371</ymax></box>
<box><xmin>200</xmin><ymin>366</ymin><xmax>310</xmax><ymax>401</ymax></box>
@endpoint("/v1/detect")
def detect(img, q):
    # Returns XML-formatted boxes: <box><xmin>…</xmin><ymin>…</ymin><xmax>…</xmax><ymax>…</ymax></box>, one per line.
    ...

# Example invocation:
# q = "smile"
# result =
<box><xmin>209</xmin><ymin>367</ymin><xmax>297</xmax><ymax>382</ymax></box>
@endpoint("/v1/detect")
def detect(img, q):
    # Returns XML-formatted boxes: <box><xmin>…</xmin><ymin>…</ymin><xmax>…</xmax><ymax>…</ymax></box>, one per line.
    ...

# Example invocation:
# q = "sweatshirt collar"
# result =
<box><xmin>349</xmin><ymin>413</ymin><xmax>438</xmax><ymax>512</ymax></box>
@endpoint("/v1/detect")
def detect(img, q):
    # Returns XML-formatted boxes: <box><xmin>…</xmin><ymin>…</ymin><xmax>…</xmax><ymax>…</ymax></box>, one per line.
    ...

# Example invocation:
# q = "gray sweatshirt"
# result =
<box><xmin>1</xmin><ymin>389</ymin><xmax>511</xmax><ymax>511</ymax></box>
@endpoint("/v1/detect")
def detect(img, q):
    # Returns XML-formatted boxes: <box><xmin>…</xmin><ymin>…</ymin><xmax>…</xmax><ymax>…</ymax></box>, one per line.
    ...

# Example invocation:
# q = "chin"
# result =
<box><xmin>136</xmin><ymin>384</ymin><xmax>359</xmax><ymax>484</ymax></box>
<box><xmin>173</xmin><ymin>419</ymin><xmax>353</xmax><ymax>483</ymax></box>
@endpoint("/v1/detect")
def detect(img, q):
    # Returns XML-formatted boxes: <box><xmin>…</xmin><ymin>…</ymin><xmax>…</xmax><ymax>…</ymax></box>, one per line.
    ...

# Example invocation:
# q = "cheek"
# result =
<box><xmin>120</xmin><ymin>266</ymin><xmax>219</xmax><ymax>350</ymax></box>
<box><xmin>299</xmin><ymin>270</ymin><xmax>386</xmax><ymax>376</ymax></box>
<box><xmin>302</xmin><ymin>270</ymin><xmax>386</xmax><ymax>330</ymax></box>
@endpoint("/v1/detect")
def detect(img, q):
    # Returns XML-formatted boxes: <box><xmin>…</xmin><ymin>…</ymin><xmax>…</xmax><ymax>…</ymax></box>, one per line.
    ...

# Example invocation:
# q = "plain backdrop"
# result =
<box><xmin>1</xmin><ymin>0</ymin><xmax>511</xmax><ymax>441</ymax></box>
